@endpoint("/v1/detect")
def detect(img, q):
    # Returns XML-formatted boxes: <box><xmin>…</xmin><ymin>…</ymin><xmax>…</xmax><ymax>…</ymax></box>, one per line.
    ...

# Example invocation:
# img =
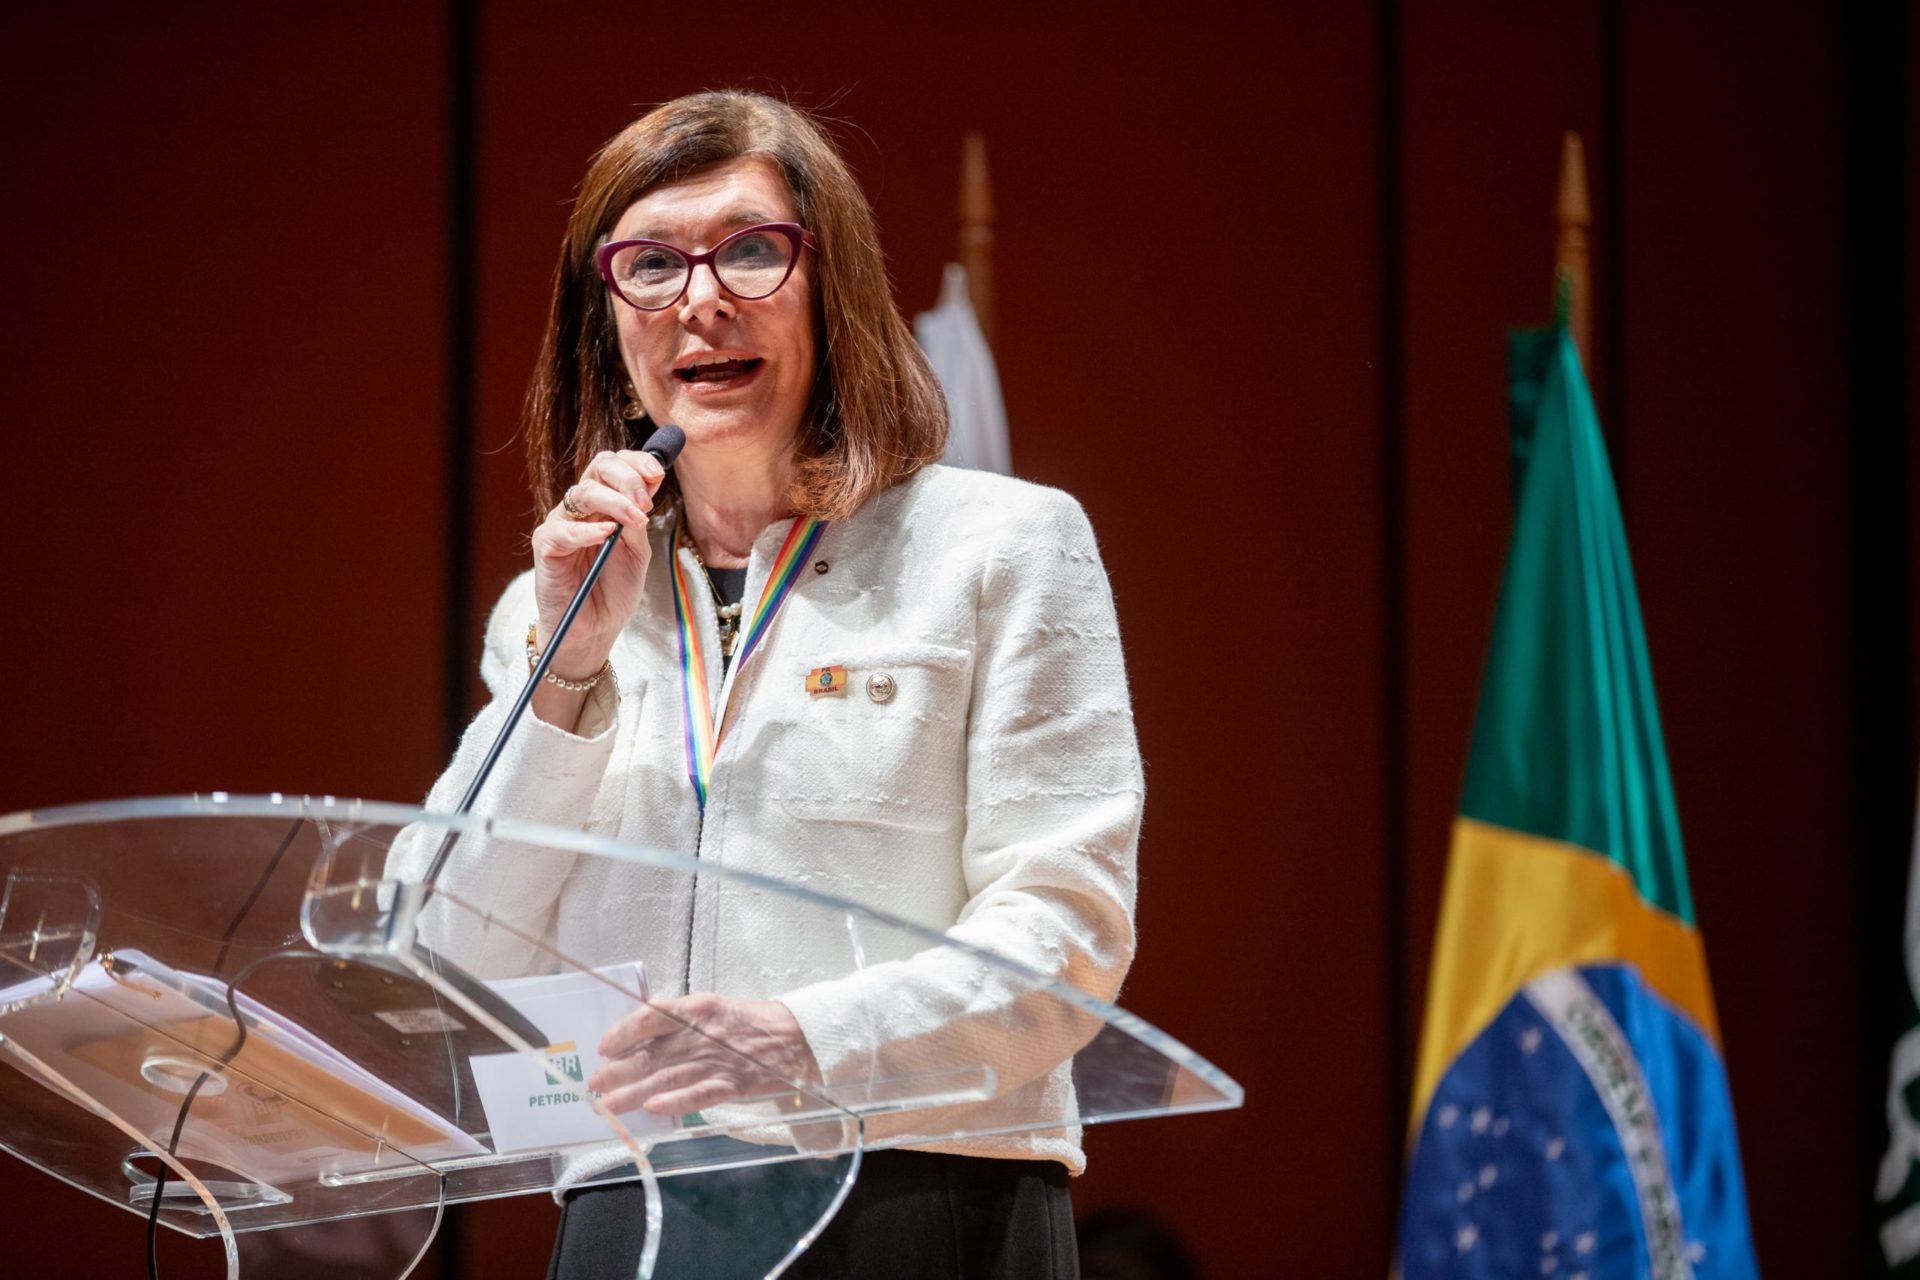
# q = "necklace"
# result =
<box><xmin>687</xmin><ymin>542</ymin><xmax>745</xmax><ymax>658</ymax></box>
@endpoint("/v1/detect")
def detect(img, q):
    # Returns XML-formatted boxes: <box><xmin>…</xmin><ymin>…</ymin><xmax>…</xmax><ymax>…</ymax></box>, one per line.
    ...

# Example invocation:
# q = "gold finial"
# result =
<box><xmin>958</xmin><ymin>131</ymin><xmax>996</xmax><ymax>351</ymax></box>
<box><xmin>1555</xmin><ymin>131</ymin><xmax>1593</xmax><ymax>367</ymax></box>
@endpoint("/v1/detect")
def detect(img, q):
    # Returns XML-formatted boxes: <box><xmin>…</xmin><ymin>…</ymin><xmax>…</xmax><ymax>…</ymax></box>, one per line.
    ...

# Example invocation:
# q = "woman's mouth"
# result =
<box><xmin>674</xmin><ymin>357</ymin><xmax>764</xmax><ymax>384</ymax></box>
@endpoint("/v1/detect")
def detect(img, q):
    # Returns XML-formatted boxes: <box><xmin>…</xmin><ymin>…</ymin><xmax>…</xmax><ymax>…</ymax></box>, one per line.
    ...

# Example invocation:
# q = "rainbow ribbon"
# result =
<box><xmin>670</xmin><ymin>514</ymin><xmax>828</xmax><ymax>810</ymax></box>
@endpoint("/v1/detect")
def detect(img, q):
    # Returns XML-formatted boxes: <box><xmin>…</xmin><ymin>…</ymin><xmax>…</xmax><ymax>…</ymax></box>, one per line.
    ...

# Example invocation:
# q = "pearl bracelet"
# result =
<box><xmin>525</xmin><ymin>623</ymin><xmax>613</xmax><ymax>693</ymax></box>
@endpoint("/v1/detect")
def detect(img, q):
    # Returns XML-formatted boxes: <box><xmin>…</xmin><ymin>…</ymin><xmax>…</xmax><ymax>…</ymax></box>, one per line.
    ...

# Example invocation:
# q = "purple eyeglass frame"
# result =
<box><xmin>596</xmin><ymin>221</ymin><xmax>818</xmax><ymax>312</ymax></box>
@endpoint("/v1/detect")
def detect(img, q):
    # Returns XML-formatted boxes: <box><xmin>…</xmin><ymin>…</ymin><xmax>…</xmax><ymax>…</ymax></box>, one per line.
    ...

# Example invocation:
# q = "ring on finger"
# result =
<box><xmin>561</xmin><ymin>488</ymin><xmax>588</xmax><ymax>520</ymax></box>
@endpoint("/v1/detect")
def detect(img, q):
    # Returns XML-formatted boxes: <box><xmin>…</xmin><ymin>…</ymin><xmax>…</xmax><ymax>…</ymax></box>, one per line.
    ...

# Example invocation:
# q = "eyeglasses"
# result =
<box><xmin>596</xmin><ymin>222</ymin><xmax>817</xmax><ymax>312</ymax></box>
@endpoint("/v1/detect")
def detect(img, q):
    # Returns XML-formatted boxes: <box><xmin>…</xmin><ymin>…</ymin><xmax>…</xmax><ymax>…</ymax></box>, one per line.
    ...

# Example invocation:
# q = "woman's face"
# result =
<box><xmin>606</xmin><ymin>156</ymin><xmax>817</xmax><ymax>463</ymax></box>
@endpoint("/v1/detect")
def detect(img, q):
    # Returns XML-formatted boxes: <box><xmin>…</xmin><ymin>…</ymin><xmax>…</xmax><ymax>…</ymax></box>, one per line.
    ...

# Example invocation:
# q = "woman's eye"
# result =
<box><xmin>726</xmin><ymin>234</ymin><xmax>777</xmax><ymax>262</ymax></box>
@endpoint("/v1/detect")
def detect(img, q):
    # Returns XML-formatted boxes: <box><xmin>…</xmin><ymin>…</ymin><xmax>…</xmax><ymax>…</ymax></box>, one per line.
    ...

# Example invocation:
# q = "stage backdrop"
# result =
<box><xmin>0</xmin><ymin>5</ymin><xmax>1912</xmax><ymax>1277</ymax></box>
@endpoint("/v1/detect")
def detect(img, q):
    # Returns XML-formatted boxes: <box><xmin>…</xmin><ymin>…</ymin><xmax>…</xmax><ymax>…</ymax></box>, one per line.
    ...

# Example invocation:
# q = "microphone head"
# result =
<box><xmin>643</xmin><ymin>423</ymin><xmax>686</xmax><ymax>468</ymax></box>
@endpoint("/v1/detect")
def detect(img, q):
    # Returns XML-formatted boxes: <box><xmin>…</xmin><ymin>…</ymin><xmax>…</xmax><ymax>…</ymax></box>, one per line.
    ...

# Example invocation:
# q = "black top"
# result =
<box><xmin>707</xmin><ymin>564</ymin><xmax>748</xmax><ymax>674</ymax></box>
<box><xmin>706</xmin><ymin>565</ymin><xmax>748</xmax><ymax>607</ymax></box>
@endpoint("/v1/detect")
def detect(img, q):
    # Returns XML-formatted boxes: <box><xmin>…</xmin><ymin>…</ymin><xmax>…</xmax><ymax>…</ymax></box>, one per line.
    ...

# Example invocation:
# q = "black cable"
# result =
<box><xmin>144</xmin><ymin>947</ymin><xmax>453</xmax><ymax>1280</ymax></box>
<box><xmin>144</xmin><ymin>949</ymin><xmax>321</xmax><ymax>1278</ymax></box>
<box><xmin>143</xmin><ymin>1067</ymin><xmax>208</xmax><ymax>1279</ymax></box>
<box><xmin>142</xmin><ymin>810</ymin><xmax>432</xmax><ymax>1276</ymax></box>
<box><xmin>145</xmin><ymin>815</ymin><xmax>303</xmax><ymax>1276</ymax></box>
<box><xmin>211</xmin><ymin>819</ymin><xmax>304</xmax><ymax>977</ymax></box>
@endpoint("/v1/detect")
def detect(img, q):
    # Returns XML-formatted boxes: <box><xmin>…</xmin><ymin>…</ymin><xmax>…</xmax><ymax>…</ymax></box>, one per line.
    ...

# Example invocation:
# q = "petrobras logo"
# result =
<box><xmin>543</xmin><ymin>1041</ymin><xmax>585</xmax><ymax>1088</ymax></box>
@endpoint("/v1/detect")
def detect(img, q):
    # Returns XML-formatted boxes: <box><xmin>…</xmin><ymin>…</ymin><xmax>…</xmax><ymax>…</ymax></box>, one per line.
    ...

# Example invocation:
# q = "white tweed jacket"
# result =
<box><xmin>397</xmin><ymin>464</ymin><xmax>1142</xmax><ymax>1178</ymax></box>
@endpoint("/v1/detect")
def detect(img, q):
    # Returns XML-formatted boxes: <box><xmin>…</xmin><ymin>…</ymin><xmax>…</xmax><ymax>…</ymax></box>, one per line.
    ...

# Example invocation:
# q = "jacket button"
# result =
<box><xmin>866</xmin><ymin>672</ymin><xmax>896</xmax><ymax>704</ymax></box>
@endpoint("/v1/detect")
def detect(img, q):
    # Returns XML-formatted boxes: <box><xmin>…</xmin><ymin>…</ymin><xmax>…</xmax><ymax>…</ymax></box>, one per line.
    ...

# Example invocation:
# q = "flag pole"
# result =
<box><xmin>958</xmin><ymin>131</ymin><xmax>996</xmax><ymax>353</ymax></box>
<box><xmin>1555</xmin><ymin>131</ymin><xmax>1593</xmax><ymax>367</ymax></box>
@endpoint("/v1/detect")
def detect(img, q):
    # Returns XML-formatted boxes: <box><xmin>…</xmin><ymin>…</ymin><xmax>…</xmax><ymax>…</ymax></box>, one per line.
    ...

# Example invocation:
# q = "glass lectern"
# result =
<box><xmin>0</xmin><ymin>794</ymin><xmax>1242</xmax><ymax>1277</ymax></box>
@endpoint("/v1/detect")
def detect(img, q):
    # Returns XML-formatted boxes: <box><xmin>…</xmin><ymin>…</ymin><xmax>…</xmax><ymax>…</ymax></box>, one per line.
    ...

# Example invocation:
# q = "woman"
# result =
<box><xmin>413</xmin><ymin>91</ymin><xmax>1141</xmax><ymax>1279</ymax></box>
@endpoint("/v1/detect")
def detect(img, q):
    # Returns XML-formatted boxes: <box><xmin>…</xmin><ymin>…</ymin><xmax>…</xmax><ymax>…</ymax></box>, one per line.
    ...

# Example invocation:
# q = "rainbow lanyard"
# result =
<box><xmin>669</xmin><ymin>513</ymin><xmax>828</xmax><ymax>810</ymax></box>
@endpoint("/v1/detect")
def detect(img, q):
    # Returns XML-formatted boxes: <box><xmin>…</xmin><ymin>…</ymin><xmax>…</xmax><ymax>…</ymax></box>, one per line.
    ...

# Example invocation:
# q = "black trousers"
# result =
<box><xmin>547</xmin><ymin>1150</ymin><xmax>1078</xmax><ymax>1279</ymax></box>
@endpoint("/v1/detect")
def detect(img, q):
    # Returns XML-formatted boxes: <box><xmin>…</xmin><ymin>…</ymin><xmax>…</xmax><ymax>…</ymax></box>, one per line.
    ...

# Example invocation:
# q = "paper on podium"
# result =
<box><xmin>0</xmin><ymin>952</ymin><xmax>488</xmax><ymax>1184</ymax></box>
<box><xmin>467</xmin><ymin>962</ymin><xmax>675</xmax><ymax>1154</ymax></box>
<box><xmin>0</xmin><ymin>952</ymin><xmax>680</xmax><ymax>1176</ymax></box>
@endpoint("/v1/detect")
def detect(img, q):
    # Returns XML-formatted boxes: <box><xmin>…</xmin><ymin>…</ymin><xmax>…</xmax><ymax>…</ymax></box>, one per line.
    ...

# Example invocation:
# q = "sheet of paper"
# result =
<box><xmin>468</xmin><ymin>962</ymin><xmax>675</xmax><ymax>1154</ymax></box>
<box><xmin>0</xmin><ymin>957</ymin><xmax>488</xmax><ymax>1185</ymax></box>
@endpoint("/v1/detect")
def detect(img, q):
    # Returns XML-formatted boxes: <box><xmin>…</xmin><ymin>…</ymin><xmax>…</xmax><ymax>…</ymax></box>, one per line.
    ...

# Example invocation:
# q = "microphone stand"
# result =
<box><xmin>143</xmin><ymin>436</ymin><xmax>684</xmax><ymax>1268</ymax></box>
<box><xmin>422</xmin><ymin>526</ymin><xmax>626</xmax><ymax>886</ymax></box>
<box><xmin>405</xmin><ymin>425</ymin><xmax>684</xmax><ymax>1044</ymax></box>
<box><xmin>425</xmin><ymin>423</ymin><xmax>684</xmax><ymax>883</ymax></box>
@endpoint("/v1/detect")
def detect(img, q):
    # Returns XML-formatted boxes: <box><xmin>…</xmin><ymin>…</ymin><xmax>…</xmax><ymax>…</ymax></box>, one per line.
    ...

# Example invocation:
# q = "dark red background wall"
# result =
<box><xmin>0</xmin><ymin>4</ymin><xmax>1913</xmax><ymax>1276</ymax></box>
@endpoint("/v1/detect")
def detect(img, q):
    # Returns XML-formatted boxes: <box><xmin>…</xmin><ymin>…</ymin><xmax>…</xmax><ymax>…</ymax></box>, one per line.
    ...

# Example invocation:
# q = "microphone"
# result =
<box><xmin>640</xmin><ymin>422</ymin><xmax>687</xmax><ymax>469</ymax></box>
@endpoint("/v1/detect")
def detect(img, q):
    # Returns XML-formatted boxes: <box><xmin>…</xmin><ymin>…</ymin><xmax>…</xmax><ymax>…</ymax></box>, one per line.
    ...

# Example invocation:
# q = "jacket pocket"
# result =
<box><xmin>746</xmin><ymin>642</ymin><xmax>973</xmax><ymax>833</ymax></box>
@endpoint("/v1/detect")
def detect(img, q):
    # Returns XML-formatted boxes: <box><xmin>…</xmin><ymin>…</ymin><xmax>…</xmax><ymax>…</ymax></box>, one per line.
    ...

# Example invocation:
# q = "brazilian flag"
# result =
<box><xmin>1397</xmin><ymin>324</ymin><xmax>1759</xmax><ymax>1278</ymax></box>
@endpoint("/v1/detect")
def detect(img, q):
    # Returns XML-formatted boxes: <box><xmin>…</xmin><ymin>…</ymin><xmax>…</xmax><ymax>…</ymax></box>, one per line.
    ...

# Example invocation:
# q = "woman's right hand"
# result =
<box><xmin>528</xmin><ymin>448</ymin><xmax>669</xmax><ymax>681</ymax></box>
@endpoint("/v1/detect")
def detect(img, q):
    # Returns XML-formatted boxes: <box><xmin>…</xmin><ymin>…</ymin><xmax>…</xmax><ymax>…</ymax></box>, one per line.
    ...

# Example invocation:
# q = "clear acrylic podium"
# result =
<box><xmin>0</xmin><ymin>794</ymin><xmax>1242</xmax><ymax>1277</ymax></box>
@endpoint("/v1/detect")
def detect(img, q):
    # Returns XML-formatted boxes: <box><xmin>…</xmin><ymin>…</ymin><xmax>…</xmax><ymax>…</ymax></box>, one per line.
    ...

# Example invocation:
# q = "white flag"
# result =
<box><xmin>915</xmin><ymin>263</ymin><xmax>1011</xmax><ymax>475</ymax></box>
<box><xmin>1875</xmin><ymin>770</ymin><xmax>1920</xmax><ymax>1268</ymax></box>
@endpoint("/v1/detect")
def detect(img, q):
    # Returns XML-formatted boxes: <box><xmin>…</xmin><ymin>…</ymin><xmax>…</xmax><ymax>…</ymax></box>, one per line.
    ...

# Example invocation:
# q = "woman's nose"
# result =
<box><xmin>678</xmin><ymin>263</ymin><xmax>732</xmax><ymax>324</ymax></box>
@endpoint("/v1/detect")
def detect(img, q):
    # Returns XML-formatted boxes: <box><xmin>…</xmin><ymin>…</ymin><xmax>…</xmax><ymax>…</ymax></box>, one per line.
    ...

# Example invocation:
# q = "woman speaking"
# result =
<box><xmin>413</xmin><ymin>91</ymin><xmax>1141</xmax><ymax>1279</ymax></box>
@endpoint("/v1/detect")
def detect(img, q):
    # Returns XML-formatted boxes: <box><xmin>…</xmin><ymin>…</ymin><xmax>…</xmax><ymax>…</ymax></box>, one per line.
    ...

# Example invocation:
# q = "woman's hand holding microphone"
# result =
<box><xmin>527</xmin><ymin>432</ymin><xmax>682</xmax><ymax>730</ymax></box>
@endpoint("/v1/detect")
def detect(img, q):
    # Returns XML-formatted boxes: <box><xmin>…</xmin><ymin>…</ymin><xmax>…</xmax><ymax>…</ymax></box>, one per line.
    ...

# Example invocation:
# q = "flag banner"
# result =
<box><xmin>1398</xmin><ymin>326</ymin><xmax>1758</xmax><ymax>1278</ymax></box>
<box><xmin>915</xmin><ymin>262</ymin><xmax>1012</xmax><ymax>475</ymax></box>
<box><xmin>1874</xmin><ymin>777</ymin><xmax>1920</xmax><ymax>1273</ymax></box>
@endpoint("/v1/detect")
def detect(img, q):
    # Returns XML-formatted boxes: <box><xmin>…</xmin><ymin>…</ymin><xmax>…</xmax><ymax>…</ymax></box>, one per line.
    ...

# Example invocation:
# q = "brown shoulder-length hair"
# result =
<box><xmin>524</xmin><ymin>91</ymin><xmax>948</xmax><ymax>523</ymax></box>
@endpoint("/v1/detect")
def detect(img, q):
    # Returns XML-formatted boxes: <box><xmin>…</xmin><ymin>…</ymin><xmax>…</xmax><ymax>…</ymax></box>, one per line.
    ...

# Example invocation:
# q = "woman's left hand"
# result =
<box><xmin>589</xmin><ymin>993</ymin><xmax>821</xmax><ymax>1116</ymax></box>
